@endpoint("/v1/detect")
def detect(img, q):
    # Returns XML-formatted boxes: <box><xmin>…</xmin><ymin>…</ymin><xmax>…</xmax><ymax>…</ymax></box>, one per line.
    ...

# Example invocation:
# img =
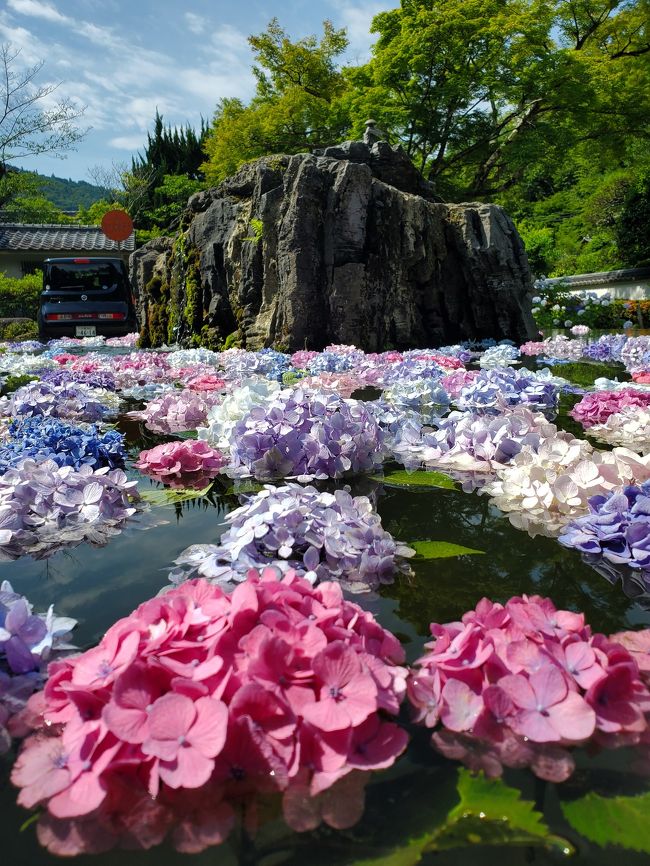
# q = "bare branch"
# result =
<box><xmin>0</xmin><ymin>42</ymin><xmax>89</xmax><ymax>169</ymax></box>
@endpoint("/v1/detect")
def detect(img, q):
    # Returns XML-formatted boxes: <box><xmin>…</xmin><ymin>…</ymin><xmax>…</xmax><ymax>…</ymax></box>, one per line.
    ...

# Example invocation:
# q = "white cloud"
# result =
<box><xmin>6</xmin><ymin>0</ymin><xmax>67</xmax><ymax>24</ymax></box>
<box><xmin>108</xmin><ymin>133</ymin><xmax>146</xmax><ymax>150</ymax></box>
<box><xmin>184</xmin><ymin>12</ymin><xmax>205</xmax><ymax>35</ymax></box>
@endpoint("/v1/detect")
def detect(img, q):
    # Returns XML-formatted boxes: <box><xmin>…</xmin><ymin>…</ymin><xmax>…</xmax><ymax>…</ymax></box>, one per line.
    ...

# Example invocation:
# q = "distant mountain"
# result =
<box><xmin>36</xmin><ymin>174</ymin><xmax>110</xmax><ymax>212</ymax></box>
<box><xmin>9</xmin><ymin>167</ymin><xmax>110</xmax><ymax>212</ymax></box>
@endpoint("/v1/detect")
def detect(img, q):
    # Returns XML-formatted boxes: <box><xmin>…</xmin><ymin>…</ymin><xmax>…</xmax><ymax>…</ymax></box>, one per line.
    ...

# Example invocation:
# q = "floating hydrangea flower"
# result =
<box><xmin>127</xmin><ymin>389</ymin><xmax>222</xmax><ymax>434</ymax></box>
<box><xmin>12</xmin><ymin>570</ymin><xmax>407</xmax><ymax>854</ymax></box>
<box><xmin>228</xmin><ymin>388</ymin><xmax>386</xmax><ymax>480</ymax></box>
<box><xmin>0</xmin><ymin>352</ymin><xmax>57</xmax><ymax>377</ymax></box>
<box><xmin>170</xmin><ymin>483</ymin><xmax>414</xmax><ymax>590</ymax></box>
<box><xmin>0</xmin><ymin>459</ymin><xmax>139</xmax><ymax>560</ymax></box>
<box><xmin>0</xmin><ymin>417</ymin><xmax>126</xmax><ymax>474</ymax></box>
<box><xmin>39</xmin><ymin>368</ymin><xmax>117</xmax><ymax>391</ymax></box>
<box><xmin>198</xmin><ymin>379</ymin><xmax>281</xmax><ymax>450</ymax></box>
<box><xmin>408</xmin><ymin>595</ymin><xmax>650</xmax><ymax>781</ymax></box>
<box><xmin>135</xmin><ymin>440</ymin><xmax>227</xmax><ymax>489</ymax></box>
<box><xmin>485</xmin><ymin>440</ymin><xmax>650</xmax><ymax>536</ymax></box>
<box><xmin>383</xmin><ymin>378</ymin><xmax>450</xmax><ymax>418</ymax></box>
<box><xmin>0</xmin><ymin>581</ymin><xmax>77</xmax><ymax>754</ymax></box>
<box><xmin>478</xmin><ymin>344</ymin><xmax>520</xmax><ymax>369</ymax></box>
<box><xmin>0</xmin><ymin>381</ymin><xmax>119</xmax><ymax>423</ymax></box>
<box><xmin>559</xmin><ymin>483</ymin><xmax>650</xmax><ymax>576</ymax></box>
<box><xmin>570</xmin><ymin>389</ymin><xmax>650</xmax><ymax>428</ymax></box>
<box><xmin>588</xmin><ymin>407</ymin><xmax>650</xmax><ymax>450</ymax></box>
<box><xmin>393</xmin><ymin>407</ymin><xmax>566</xmax><ymax>474</ymax></box>
<box><xmin>105</xmin><ymin>333</ymin><xmax>139</xmax><ymax>347</ymax></box>
<box><xmin>455</xmin><ymin>368</ymin><xmax>559</xmax><ymax>412</ymax></box>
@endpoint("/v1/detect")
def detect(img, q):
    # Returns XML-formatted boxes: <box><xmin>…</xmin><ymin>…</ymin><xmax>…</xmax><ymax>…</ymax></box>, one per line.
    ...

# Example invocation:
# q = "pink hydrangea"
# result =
<box><xmin>570</xmin><ymin>389</ymin><xmax>650</xmax><ymax>428</ymax></box>
<box><xmin>520</xmin><ymin>341</ymin><xmax>548</xmax><ymax>356</ymax></box>
<box><xmin>127</xmin><ymin>389</ymin><xmax>222</xmax><ymax>434</ymax></box>
<box><xmin>12</xmin><ymin>569</ymin><xmax>408</xmax><ymax>855</ymax></box>
<box><xmin>632</xmin><ymin>372</ymin><xmax>650</xmax><ymax>384</ymax></box>
<box><xmin>134</xmin><ymin>440</ymin><xmax>227</xmax><ymax>488</ymax></box>
<box><xmin>440</xmin><ymin>369</ymin><xmax>479</xmax><ymax>398</ymax></box>
<box><xmin>184</xmin><ymin>374</ymin><xmax>227</xmax><ymax>393</ymax></box>
<box><xmin>291</xmin><ymin>350</ymin><xmax>319</xmax><ymax>368</ymax></box>
<box><xmin>408</xmin><ymin>595</ymin><xmax>650</xmax><ymax>781</ymax></box>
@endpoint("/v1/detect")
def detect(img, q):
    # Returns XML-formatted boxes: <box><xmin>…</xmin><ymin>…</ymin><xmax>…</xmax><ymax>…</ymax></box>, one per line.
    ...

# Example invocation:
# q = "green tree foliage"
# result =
<box><xmin>0</xmin><ymin>169</ymin><xmax>71</xmax><ymax>223</ymax></box>
<box><xmin>202</xmin><ymin>19</ymin><xmax>351</xmax><ymax>184</ymax></box>
<box><xmin>129</xmin><ymin>111</ymin><xmax>209</xmax><ymax>229</ymax></box>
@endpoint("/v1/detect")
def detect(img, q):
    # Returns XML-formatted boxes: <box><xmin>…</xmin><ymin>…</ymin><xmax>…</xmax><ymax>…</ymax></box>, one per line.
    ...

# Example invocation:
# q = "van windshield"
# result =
<box><xmin>45</xmin><ymin>262</ymin><xmax>127</xmax><ymax>295</ymax></box>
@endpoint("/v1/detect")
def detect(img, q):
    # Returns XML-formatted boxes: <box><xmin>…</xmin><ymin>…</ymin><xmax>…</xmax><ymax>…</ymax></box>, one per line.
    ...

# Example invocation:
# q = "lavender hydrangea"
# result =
<box><xmin>127</xmin><ymin>388</ymin><xmax>222</xmax><ymax>433</ymax></box>
<box><xmin>228</xmin><ymin>387</ymin><xmax>386</xmax><ymax>480</ymax></box>
<box><xmin>455</xmin><ymin>367</ymin><xmax>559</xmax><ymax>412</ymax></box>
<box><xmin>169</xmin><ymin>483</ymin><xmax>414</xmax><ymax>590</ymax></box>
<box><xmin>559</xmin><ymin>484</ymin><xmax>650</xmax><ymax>575</ymax></box>
<box><xmin>382</xmin><ymin>377</ymin><xmax>451</xmax><ymax>418</ymax></box>
<box><xmin>0</xmin><ymin>417</ymin><xmax>126</xmax><ymax>474</ymax></box>
<box><xmin>39</xmin><ymin>368</ymin><xmax>118</xmax><ymax>391</ymax></box>
<box><xmin>0</xmin><ymin>381</ymin><xmax>118</xmax><ymax>422</ymax></box>
<box><xmin>392</xmin><ymin>407</ymin><xmax>560</xmax><ymax>473</ymax></box>
<box><xmin>0</xmin><ymin>459</ymin><xmax>138</xmax><ymax>560</ymax></box>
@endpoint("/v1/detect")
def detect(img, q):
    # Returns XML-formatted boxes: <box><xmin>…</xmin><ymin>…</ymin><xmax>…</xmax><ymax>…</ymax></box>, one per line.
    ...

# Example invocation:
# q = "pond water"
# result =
<box><xmin>2</xmin><ymin>375</ymin><xmax>650</xmax><ymax>866</ymax></box>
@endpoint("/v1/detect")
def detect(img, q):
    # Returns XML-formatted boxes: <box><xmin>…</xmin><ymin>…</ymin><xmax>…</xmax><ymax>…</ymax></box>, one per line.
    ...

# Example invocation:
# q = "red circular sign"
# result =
<box><xmin>101</xmin><ymin>210</ymin><xmax>134</xmax><ymax>242</ymax></box>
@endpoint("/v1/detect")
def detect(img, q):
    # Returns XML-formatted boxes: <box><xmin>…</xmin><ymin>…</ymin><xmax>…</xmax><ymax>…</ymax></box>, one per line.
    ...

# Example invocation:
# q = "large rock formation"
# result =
<box><xmin>130</xmin><ymin>142</ymin><xmax>538</xmax><ymax>351</ymax></box>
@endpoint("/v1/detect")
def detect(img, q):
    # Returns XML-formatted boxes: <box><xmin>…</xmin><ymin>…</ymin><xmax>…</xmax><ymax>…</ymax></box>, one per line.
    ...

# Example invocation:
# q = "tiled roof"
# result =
<box><xmin>545</xmin><ymin>267</ymin><xmax>650</xmax><ymax>287</ymax></box>
<box><xmin>0</xmin><ymin>223</ymin><xmax>135</xmax><ymax>253</ymax></box>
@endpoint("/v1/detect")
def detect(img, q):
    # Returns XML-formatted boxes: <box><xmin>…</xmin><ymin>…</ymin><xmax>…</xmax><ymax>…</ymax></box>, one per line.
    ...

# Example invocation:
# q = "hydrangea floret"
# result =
<box><xmin>408</xmin><ymin>595</ymin><xmax>650</xmax><ymax>782</ymax></box>
<box><xmin>169</xmin><ymin>484</ymin><xmax>414</xmax><ymax>590</ymax></box>
<box><xmin>11</xmin><ymin>570</ymin><xmax>408</xmax><ymax>855</ymax></box>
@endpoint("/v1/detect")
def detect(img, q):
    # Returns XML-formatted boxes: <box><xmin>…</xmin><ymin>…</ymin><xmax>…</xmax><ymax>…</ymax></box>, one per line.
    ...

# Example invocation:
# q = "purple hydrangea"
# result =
<box><xmin>455</xmin><ymin>368</ymin><xmax>559</xmax><ymax>412</ymax></box>
<box><xmin>0</xmin><ymin>380</ymin><xmax>117</xmax><ymax>422</ymax></box>
<box><xmin>228</xmin><ymin>388</ymin><xmax>387</xmax><ymax>480</ymax></box>
<box><xmin>0</xmin><ymin>580</ymin><xmax>77</xmax><ymax>753</ymax></box>
<box><xmin>0</xmin><ymin>459</ymin><xmax>139</xmax><ymax>560</ymax></box>
<box><xmin>169</xmin><ymin>483</ymin><xmax>414</xmax><ymax>590</ymax></box>
<box><xmin>559</xmin><ymin>484</ymin><xmax>650</xmax><ymax>575</ymax></box>
<box><xmin>39</xmin><ymin>368</ymin><xmax>117</xmax><ymax>391</ymax></box>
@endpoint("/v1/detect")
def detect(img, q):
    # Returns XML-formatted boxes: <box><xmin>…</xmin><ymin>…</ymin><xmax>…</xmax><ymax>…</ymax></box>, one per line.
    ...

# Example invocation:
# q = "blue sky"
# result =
<box><xmin>0</xmin><ymin>0</ymin><xmax>393</xmax><ymax>182</ymax></box>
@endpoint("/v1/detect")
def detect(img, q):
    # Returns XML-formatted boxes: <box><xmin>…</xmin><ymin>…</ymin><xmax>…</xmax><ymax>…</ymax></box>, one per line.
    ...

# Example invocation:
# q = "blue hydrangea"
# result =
<box><xmin>0</xmin><ymin>417</ymin><xmax>127</xmax><ymax>474</ymax></box>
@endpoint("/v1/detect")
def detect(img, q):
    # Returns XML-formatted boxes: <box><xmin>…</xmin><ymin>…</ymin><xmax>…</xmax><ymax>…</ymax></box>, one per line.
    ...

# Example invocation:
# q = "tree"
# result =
<box><xmin>348</xmin><ymin>0</ymin><xmax>650</xmax><ymax>199</ymax></box>
<box><xmin>0</xmin><ymin>43</ymin><xmax>87</xmax><ymax>171</ymax></box>
<box><xmin>201</xmin><ymin>20</ymin><xmax>351</xmax><ymax>184</ymax></box>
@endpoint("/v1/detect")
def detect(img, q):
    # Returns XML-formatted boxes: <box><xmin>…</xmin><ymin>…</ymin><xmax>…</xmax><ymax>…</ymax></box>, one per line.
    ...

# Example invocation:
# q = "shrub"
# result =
<box><xmin>0</xmin><ymin>273</ymin><xmax>41</xmax><ymax>319</ymax></box>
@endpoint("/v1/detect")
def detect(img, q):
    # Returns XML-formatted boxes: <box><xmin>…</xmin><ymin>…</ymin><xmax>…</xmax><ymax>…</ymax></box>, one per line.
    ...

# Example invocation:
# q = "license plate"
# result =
<box><xmin>75</xmin><ymin>326</ymin><xmax>96</xmax><ymax>337</ymax></box>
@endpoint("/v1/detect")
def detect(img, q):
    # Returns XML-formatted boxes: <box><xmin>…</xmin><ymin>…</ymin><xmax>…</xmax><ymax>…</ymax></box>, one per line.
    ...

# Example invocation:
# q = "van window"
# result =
<box><xmin>45</xmin><ymin>262</ymin><xmax>127</xmax><ymax>295</ymax></box>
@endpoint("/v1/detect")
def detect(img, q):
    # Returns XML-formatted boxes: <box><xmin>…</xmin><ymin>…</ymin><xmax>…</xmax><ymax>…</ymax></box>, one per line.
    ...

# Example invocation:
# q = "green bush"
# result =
<box><xmin>0</xmin><ymin>320</ymin><xmax>38</xmax><ymax>341</ymax></box>
<box><xmin>0</xmin><ymin>273</ymin><xmax>42</xmax><ymax>318</ymax></box>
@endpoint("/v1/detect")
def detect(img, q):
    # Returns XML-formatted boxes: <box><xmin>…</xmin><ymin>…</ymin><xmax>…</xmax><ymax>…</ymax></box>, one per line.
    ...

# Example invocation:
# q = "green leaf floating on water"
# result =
<box><xmin>374</xmin><ymin>469</ymin><xmax>458</xmax><ymax>490</ymax></box>
<box><xmin>352</xmin><ymin>771</ymin><xmax>573</xmax><ymax>865</ymax></box>
<box><xmin>562</xmin><ymin>791</ymin><xmax>650</xmax><ymax>853</ymax></box>
<box><xmin>139</xmin><ymin>484</ymin><xmax>212</xmax><ymax>507</ymax></box>
<box><xmin>410</xmin><ymin>540</ymin><xmax>485</xmax><ymax>559</ymax></box>
<box><xmin>174</xmin><ymin>429</ymin><xmax>199</xmax><ymax>440</ymax></box>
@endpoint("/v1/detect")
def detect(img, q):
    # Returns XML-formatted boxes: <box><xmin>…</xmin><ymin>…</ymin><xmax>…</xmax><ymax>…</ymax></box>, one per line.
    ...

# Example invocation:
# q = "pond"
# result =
<box><xmin>2</xmin><ymin>343</ymin><xmax>650</xmax><ymax>864</ymax></box>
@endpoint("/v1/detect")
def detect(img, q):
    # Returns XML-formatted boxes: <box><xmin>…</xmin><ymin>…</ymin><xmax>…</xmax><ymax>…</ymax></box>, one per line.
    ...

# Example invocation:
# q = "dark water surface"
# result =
<box><xmin>2</xmin><ymin>405</ymin><xmax>650</xmax><ymax>865</ymax></box>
